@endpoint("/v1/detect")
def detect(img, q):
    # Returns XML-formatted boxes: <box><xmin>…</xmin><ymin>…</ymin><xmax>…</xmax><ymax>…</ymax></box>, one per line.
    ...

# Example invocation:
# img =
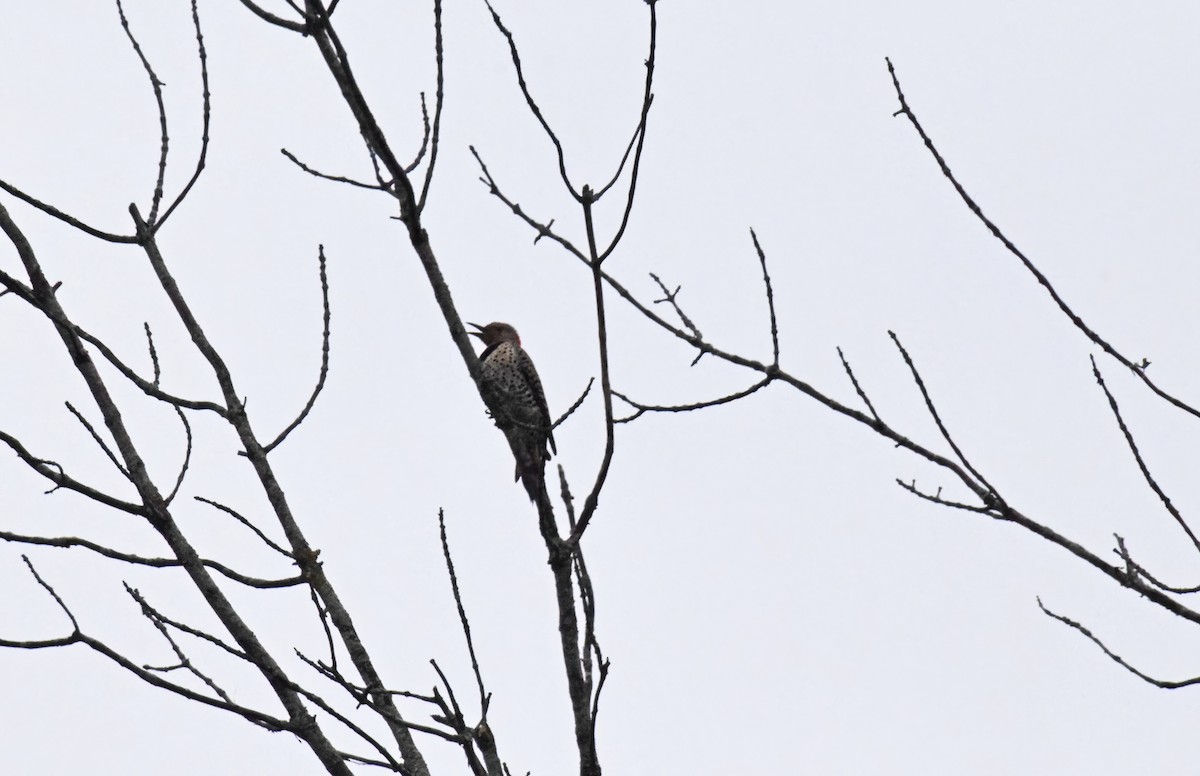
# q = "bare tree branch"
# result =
<box><xmin>127</xmin><ymin>586</ymin><xmax>249</xmax><ymax>661</ymax></box>
<box><xmin>280</xmin><ymin>148</ymin><xmax>386</xmax><ymax>190</ymax></box>
<box><xmin>127</xmin><ymin>584</ymin><xmax>235</xmax><ymax>704</ymax></box>
<box><xmin>0</xmin><ymin>530</ymin><xmax>303</xmax><ymax>589</ymax></box>
<box><xmin>3</xmin><ymin>557</ymin><xmax>294</xmax><ymax>731</ymax></box>
<box><xmin>886</xmin><ymin>56</ymin><xmax>1200</xmax><ymax>421</ymax></box>
<box><xmin>0</xmin><ymin>267</ymin><xmax>225</xmax><ymax>412</ymax></box>
<box><xmin>570</xmin><ymin>188</ymin><xmax>616</xmax><ymax>547</ymax></box>
<box><xmin>0</xmin><ymin>427</ymin><xmax>146</xmax><ymax>515</ymax></box>
<box><xmin>285</xmin><ymin>680</ymin><xmax>406</xmax><ymax>771</ymax></box>
<box><xmin>0</xmin><ymin>178</ymin><xmax>138</xmax><ymax>243</ymax></box>
<box><xmin>126</xmin><ymin>177</ymin><xmax>430</xmax><ymax>770</ymax></box>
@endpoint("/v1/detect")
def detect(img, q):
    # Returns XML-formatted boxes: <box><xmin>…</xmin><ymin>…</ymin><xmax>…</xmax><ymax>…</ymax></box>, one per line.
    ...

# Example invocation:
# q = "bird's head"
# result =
<box><xmin>468</xmin><ymin>321</ymin><xmax>521</xmax><ymax>347</ymax></box>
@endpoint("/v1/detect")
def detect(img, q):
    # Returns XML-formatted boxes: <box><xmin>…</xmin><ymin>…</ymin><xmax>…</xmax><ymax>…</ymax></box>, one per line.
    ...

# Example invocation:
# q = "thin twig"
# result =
<box><xmin>405</xmin><ymin>93</ymin><xmax>432</xmax><ymax>174</ymax></box>
<box><xmin>143</xmin><ymin>322</ymin><xmax>162</xmax><ymax>384</ymax></box>
<box><xmin>157</xmin><ymin>0</ymin><xmax>211</xmax><ymax>230</ymax></box>
<box><xmin>193</xmin><ymin>496</ymin><xmax>294</xmax><ymax>558</ymax></box>
<box><xmin>115</xmin><ymin>0</ymin><xmax>170</xmax><ymax>225</ymax></box>
<box><xmin>285</xmin><ymin>680</ymin><xmax>406</xmax><ymax>771</ymax></box>
<box><xmin>296</xmin><ymin>651</ymin><xmax>440</xmax><ymax>706</ymax></box>
<box><xmin>165</xmin><ymin>407</ymin><xmax>193</xmax><ymax>504</ymax></box>
<box><xmin>889</xmin><ymin>330</ymin><xmax>1000</xmax><ymax>505</ymax></box>
<box><xmin>553</xmin><ymin>378</ymin><xmax>594</xmax><ymax>430</ymax></box>
<box><xmin>749</xmin><ymin>229</ymin><xmax>779</xmax><ymax>366</ymax></box>
<box><xmin>438</xmin><ymin>510</ymin><xmax>489</xmax><ymax>717</ymax></box>
<box><xmin>128</xmin><ymin>586</ymin><xmax>249</xmax><ymax>661</ymax></box>
<box><xmin>1091</xmin><ymin>356</ymin><xmax>1200</xmax><ymax>554</ymax></box>
<box><xmin>0</xmin><ymin>428</ymin><xmax>145</xmax><ymax>514</ymax></box>
<box><xmin>127</xmin><ymin>584</ymin><xmax>234</xmax><ymax>702</ymax></box>
<box><xmin>470</xmin><ymin>146</ymin><xmax>586</xmax><ymax>260</ymax></box>
<box><xmin>8</xmin><ymin>559</ymin><xmax>292</xmax><ymax>729</ymax></box>
<box><xmin>482</xmin><ymin>0</ymin><xmax>581</xmax><ymax>201</ymax></box>
<box><xmin>1</xmin><ymin>531</ymin><xmax>302</xmax><ymax>589</ymax></box>
<box><xmin>65</xmin><ymin>401</ymin><xmax>130</xmax><ymax>479</ymax></box>
<box><xmin>613</xmin><ymin>378</ymin><xmax>771</xmax><ymax>424</ymax></box>
<box><xmin>309</xmin><ymin>586</ymin><xmax>339</xmax><ymax>671</ymax></box>
<box><xmin>648</xmin><ymin>273</ymin><xmax>704</xmax><ymax>364</ymax></box>
<box><xmin>588</xmin><ymin>658</ymin><xmax>610</xmax><ymax>750</ymax></box>
<box><xmin>22</xmin><ymin>555</ymin><xmax>79</xmax><ymax>632</ymax></box>
<box><xmin>0</xmin><ymin>268</ymin><xmax>223</xmax><ymax>412</ymax></box>
<box><xmin>896</xmin><ymin>479</ymin><xmax>993</xmax><ymax>514</ymax></box>
<box><xmin>1114</xmin><ymin>536</ymin><xmax>1200</xmax><ymax>595</ymax></box>
<box><xmin>597</xmin><ymin>1</ymin><xmax>658</xmax><ymax>262</ymax></box>
<box><xmin>238</xmin><ymin>0</ymin><xmax>306</xmax><ymax>33</ymax></box>
<box><xmin>592</xmin><ymin>108</ymin><xmax>649</xmax><ymax>201</ymax></box>
<box><xmin>836</xmin><ymin>346</ymin><xmax>881</xmax><ymax>424</ymax></box>
<box><xmin>265</xmin><ymin>246</ymin><xmax>332</xmax><ymax>453</ymax></box>
<box><xmin>1038</xmin><ymin>598</ymin><xmax>1200</xmax><ymax>689</ymax></box>
<box><xmin>0</xmin><ymin>179</ymin><xmax>138</xmax><ymax>243</ymax></box>
<box><xmin>558</xmin><ymin>465</ymin><xmax>577</xmax><ymax>531</ymax></box>
<box><xmin>280</xmin><ymin>148</ymin><xmax>385</xmax><ymax>190</ymax></box>
<box><xmin>417</xmin><ymin>0</ymin><xmax>444</xmax><ymax>211</ymax></box>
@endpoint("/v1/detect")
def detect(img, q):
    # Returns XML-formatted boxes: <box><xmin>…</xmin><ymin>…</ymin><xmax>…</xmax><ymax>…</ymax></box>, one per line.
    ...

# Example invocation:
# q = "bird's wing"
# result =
<box><xmin>518</xmin><ymin>351</ymin><xmax>557</xmax><ymax>455</ymax></box>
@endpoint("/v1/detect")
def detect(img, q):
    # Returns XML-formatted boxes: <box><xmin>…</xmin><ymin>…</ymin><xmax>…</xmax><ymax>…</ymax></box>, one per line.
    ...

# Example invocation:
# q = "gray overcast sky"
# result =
<box><xmin>2</xmin><ymin>1</ymin><xmax>1200</xmax><ymax>773</ymax></box>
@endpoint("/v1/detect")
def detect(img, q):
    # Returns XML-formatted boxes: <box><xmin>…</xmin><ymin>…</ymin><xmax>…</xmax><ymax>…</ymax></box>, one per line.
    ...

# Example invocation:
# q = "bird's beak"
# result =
<box><xmin>466</xmin><ymin>322</ymin><xmax>483</xmax><ymax>340</ymax></box>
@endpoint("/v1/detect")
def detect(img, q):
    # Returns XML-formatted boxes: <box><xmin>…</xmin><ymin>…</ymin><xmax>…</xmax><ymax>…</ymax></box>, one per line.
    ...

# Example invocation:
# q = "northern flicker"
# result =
<box><xmin>468</xmin><ymin>322</ymin><xmax>556</xmax><ymax>493</ymax></box>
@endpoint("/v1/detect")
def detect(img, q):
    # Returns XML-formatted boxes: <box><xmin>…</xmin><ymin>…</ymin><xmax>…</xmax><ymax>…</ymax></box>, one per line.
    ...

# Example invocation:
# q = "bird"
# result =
<box><xmin>468</xmin><ymin>322</ymin><xmax>556</xmax><ymax>494</ymax></box>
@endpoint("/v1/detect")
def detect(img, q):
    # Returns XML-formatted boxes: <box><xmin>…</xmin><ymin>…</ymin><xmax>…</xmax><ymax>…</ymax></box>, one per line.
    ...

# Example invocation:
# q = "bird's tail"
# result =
<box><xmin>515</xmin><ymin>447</ymin><xmax>549</xmax><ymax>502</ymax></box>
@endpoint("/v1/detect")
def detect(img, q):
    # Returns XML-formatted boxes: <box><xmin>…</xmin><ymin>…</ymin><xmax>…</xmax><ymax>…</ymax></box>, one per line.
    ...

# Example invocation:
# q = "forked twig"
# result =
<box><xmin>889</xmin><ymin>330</ymin><xmax>1000</xmax><ymax>505</ymax></box>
